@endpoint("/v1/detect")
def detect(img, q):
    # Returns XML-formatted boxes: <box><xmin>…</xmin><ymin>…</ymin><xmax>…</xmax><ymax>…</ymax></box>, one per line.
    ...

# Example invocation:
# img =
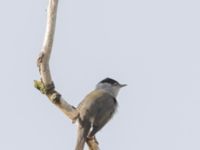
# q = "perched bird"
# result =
<box><xmin>75</xmin><ymin>78</ymin><xmax>126</xmax><ymax>150</ymax></box>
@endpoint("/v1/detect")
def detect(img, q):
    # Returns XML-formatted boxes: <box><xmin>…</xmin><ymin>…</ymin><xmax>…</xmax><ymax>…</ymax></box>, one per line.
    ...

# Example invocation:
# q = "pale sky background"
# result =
<box><xmin>0</xmin><ymin>0</ymin><xmax>200</xmax><ymax>150</ymax></box>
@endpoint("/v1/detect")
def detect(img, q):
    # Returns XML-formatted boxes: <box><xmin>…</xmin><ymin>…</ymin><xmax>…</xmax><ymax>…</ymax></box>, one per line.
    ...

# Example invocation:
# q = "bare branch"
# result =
<box><xmin>36</xmin><ymin>0</ymin><xmax>77</xmax><ymax>120</ymax></box>
<box><xmin>39</xmin><ymin>0</ymin><xmax>57</xmax><ymax>84</ymax></box>
<box><xmin>35</xmin><ymin>0</ymin><xmax>99</xmax><ymax>149</ymax></box>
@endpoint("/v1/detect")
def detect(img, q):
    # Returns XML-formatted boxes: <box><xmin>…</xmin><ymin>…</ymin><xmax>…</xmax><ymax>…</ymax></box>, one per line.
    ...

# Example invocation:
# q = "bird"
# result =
<box><xmin>75</xmin><ymin>77</ymin><xmax>126</xmax><ymax>150</ymax></box>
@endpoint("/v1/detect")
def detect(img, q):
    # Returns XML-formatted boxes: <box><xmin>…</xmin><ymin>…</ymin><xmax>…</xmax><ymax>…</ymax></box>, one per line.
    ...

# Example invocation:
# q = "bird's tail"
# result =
<box><xmin>75</xmin><ymin>123</ymin><xmax>90</xmax><ymax>150</ymax></box>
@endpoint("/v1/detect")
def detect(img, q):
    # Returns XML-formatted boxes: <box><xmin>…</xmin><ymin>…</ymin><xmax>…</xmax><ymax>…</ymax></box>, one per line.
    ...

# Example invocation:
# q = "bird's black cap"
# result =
<box><xmin>99</xmin><ymin>78</ymin><xmax>119</xmax><ymax>85</ymax></box>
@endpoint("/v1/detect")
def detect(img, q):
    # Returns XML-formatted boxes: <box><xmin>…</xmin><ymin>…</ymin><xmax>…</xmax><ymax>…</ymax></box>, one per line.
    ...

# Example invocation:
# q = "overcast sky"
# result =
<box><xmin>0</xmin><ymin>0</ymin><xmax>200</xmax><ymax>150</ymax></box>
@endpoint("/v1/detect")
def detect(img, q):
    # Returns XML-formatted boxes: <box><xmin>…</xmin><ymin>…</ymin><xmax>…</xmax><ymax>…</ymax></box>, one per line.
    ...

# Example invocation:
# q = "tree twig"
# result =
<box><xmin>34</xmin><ymin>0</ymin><xmax>99</xmax><ymax>149</ymax></box>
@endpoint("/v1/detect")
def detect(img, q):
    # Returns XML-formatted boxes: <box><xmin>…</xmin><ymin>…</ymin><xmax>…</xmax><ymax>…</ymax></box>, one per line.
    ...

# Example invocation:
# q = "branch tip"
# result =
<box><xmin>34</xmin><ymin>80</ymin><xmax>46</xmax><ymax>94</ymax></box>
<box><xmin>34</xmin><ymin>80</ymin><xmax>55</xmax><ymax>95</ymax></box>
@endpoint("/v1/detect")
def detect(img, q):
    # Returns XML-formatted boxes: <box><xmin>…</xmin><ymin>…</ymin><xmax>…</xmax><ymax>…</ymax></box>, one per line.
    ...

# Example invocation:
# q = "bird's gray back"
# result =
<box><xmin>77</xmin><ymin>90</ymin><xmax>118</xmax><ymax>123</ymax></box>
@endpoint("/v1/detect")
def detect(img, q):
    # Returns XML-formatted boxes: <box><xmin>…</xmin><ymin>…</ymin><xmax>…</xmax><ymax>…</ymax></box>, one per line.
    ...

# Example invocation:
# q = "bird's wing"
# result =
<box><xmin>89</xmin><ymin>93</ymin><xmax>118</xmax><ymax>137</ymax></box>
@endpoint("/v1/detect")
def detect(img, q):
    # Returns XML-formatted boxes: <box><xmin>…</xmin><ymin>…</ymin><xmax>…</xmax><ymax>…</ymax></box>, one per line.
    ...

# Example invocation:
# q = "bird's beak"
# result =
<box><xmin>119</xmin><ymin>84</ymin><xmax>127</xmax><ymax>88</ymax></box>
